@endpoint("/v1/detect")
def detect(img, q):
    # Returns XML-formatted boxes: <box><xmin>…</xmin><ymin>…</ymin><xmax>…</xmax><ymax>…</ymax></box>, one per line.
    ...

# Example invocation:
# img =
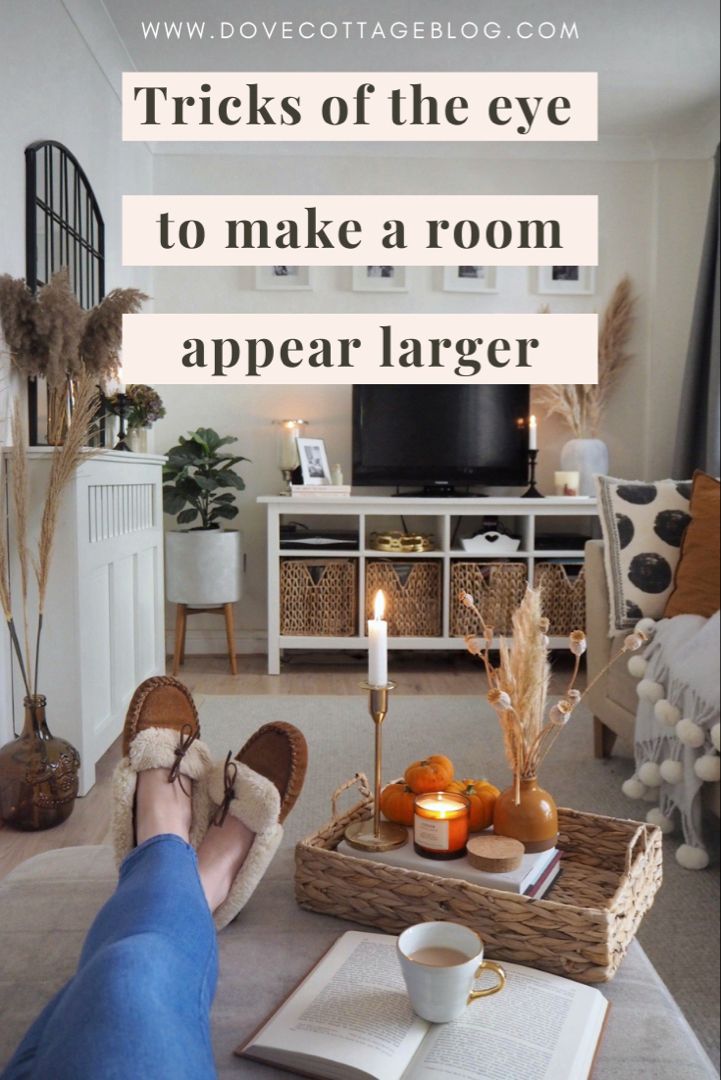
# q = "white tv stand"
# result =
<box><xmin>259</xmin><ymin>494</ymin><xmax>597</xmax><ymax>675</ymax></box>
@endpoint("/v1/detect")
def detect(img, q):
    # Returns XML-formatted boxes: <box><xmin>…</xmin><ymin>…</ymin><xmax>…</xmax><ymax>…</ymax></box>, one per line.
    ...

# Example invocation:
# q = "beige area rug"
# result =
<box><xmin>192</xmin><ymin>693</ymin><xmax>721</xmax><ymax>1067</ymax></box>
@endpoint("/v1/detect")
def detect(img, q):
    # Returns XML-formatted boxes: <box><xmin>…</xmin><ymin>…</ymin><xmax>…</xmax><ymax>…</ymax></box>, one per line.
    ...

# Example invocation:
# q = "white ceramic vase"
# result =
<box><xmin>560</xmin><ymin>438</ymin><xmax>609</xmax><ymax>497</ymax></box>
<box><xmin>165</xmin><ymin>530</ymin><xmax>243</xmax><ymax>606</ymax></box>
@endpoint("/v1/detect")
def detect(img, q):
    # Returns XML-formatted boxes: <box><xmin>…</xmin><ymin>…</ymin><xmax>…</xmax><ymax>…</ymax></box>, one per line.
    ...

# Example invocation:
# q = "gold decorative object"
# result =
<box><xmin>369</xmin><ymin>531</ymin><xmax>435</xmax><ymax>553</ymax></box>
<box><xmin>344</xmin><ymin>682</ymin><xmax>407</xmax><ymax>853</ymax></box>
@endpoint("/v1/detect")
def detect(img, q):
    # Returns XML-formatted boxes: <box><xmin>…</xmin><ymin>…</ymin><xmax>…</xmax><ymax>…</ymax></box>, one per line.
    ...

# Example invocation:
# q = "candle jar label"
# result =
<box><xmin>414</xmin><ymin>815</ymin><xmax>450</xmax><ymax>851</ymax></box>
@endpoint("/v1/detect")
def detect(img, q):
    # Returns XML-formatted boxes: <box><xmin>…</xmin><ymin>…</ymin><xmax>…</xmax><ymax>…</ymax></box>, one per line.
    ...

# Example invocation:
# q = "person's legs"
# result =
<box><xmin>2</xmin><ymin>763</ymin><xmax>219</xmax><ymax>1080</ymax></box>
<box><xmin>3</xmin><ymin>834</ymin><xmax>218</xmax><ymax>1080</ymax></box>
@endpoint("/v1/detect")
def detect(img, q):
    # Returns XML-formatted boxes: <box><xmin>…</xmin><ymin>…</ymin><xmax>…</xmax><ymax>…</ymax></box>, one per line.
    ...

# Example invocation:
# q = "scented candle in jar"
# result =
<box><xmin>414</xmin><ymin>792</ymin><xmax>471</xmax><ymax>860</ymax></box>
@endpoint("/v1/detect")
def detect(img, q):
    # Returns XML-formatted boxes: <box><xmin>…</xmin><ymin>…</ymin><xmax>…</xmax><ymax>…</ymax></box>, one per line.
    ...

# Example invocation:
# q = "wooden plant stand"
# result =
<box><xmin>172</xmin><ymin>603</ymin><xmax>237</xmax><ymax>676</ymax></box>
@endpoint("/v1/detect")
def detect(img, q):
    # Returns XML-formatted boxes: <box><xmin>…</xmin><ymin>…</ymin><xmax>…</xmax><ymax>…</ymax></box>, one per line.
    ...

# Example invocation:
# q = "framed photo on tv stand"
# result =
<box><xmin>296</xmin><ymin>436</ymin><xmax>332</xmax><ymax>485</ymax></box>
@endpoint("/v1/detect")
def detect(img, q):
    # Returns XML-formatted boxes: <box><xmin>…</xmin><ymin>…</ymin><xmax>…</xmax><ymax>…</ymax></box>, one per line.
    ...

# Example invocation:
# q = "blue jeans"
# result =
<box><xmin>2</xmin><ymin>835</ymin><xmax>218</xmax><ymax>1079</ymax></box>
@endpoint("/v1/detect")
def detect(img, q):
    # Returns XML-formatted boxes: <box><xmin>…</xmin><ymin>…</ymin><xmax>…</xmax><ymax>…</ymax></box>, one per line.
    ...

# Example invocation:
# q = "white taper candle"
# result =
<box><xmin>529</xmin><ymin>414</ymin><xmax>538</xmax><ymax>450</ymax></box>
<box><xmin>368</xmin><ymin>590</ymin><xmax>388</xmax><ymax>687</ymax></box>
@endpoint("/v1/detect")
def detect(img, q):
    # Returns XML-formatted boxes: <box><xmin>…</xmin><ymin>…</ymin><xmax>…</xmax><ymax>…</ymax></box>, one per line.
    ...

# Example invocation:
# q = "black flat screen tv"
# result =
<box><xmin>352</xmin><ymin>386</ymin><xmax>530</xmax><ymax>491</ymax></box>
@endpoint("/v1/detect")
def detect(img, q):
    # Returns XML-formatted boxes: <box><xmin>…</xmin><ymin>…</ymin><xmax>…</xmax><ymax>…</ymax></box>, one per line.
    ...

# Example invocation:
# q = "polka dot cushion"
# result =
<box><xmin>596</xmin><ymin>475</ymin><xmax>692</xmax><ymax>633</ymax></box>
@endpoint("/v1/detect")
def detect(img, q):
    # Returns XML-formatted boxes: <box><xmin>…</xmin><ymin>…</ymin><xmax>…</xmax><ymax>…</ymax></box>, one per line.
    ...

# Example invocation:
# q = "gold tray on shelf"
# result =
<box><xmin>369</xmin><ymin>531</ymin><xmax>436</xmax><ymax>553</ymax></box>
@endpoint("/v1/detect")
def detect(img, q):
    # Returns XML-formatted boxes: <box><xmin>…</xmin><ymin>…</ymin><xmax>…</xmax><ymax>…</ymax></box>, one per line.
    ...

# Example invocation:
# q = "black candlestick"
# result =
<box><xmin>522</xmin><ymin>449</ymin><xmax>544</xmax><ymax>498</ymax></box>
<box><xmin>114</xmin><ymin>393</ymin><xmax>131</xmax><ymax>451</ymax></box>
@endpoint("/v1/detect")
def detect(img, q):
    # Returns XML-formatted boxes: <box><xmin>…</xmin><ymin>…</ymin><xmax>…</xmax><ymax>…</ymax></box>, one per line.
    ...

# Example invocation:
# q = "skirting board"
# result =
<box><xmin>164</xmin><ymin>628</ymin><xmax>267</xmax><ymax>656</ymax></box>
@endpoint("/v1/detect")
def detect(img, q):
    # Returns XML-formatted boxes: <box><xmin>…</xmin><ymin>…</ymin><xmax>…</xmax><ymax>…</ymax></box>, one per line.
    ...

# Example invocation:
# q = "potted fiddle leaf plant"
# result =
<box><xmin>162</xmin><ymin>428</ymin><xmax>249</xmax><ymax>607</ymax></box>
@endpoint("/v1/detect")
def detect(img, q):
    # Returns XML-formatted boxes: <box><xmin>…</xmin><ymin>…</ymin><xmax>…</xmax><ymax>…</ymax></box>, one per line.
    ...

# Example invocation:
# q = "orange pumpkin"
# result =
<box><xmin>404</xmin><ymin>755</ymin><xmax>455</xmax><ymax>794</ymax></box>
<box><xmin>445</xmin><ymin>779</ymin><xmax>500</xmax><ymax>832</ymax></box>
<box><xmin>380</xmin><ymin>782</ymin><xmax>416</xmax><ymax>827</ymax></box>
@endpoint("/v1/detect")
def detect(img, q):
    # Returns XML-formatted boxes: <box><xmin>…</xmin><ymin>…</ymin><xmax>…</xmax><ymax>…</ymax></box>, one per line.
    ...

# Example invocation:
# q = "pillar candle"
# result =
<box><xmin>368</xmin><ymin>590</ymin><xmax>388</xmax><ymax>687</ymax></box>
<box><xmin>279</xmin><ymin>422</ymin><xmax>300</xmax><ymax>470</ymax></box>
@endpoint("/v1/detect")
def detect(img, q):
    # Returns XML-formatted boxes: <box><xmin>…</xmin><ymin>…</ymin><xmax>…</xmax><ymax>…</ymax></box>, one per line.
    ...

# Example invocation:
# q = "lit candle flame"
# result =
<box><xmin>529</xmin><ymin>415</ymin><xmax>537</xmax><ymax>429</ymax></box>
<box><xmin>374</xmin><ymin>590</ymin><xmax>386</xmax><ymax>621</ymax></box>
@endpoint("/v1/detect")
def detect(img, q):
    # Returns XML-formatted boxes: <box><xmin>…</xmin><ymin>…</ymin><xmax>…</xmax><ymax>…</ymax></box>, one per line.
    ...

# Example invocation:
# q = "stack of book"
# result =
<box><xmin>337</xmin><ymin>833</ymin><xmax>561</xmax><ymax>899</ymax></box>
<box><xmin>290</xmin><ymin>484</ymin><xmax>352</xmax><ymax>497</ymax></box>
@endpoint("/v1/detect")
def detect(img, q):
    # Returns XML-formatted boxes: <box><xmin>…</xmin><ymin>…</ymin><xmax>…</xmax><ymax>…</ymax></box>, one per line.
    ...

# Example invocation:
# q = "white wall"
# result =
<box><xmin>151</xmin><ymin>150</ymin><xmax>713</xmax><ymax>652</ymax></box>
<box><xmin>0</xmin><ymin>0</ymin><xmax>153</xmax><ymax>746</ymax></box>
<box><xmin>0</xmin><ymin>4</ymin><xmax>714</xmax><ymax>672</ymax></box>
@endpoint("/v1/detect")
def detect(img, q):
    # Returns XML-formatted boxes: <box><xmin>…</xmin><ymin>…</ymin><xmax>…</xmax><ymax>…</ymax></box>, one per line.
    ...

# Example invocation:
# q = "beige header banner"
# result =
<box><xmin>121</xmin><ymin>313</ymin><xmax>597</xmax><ymax>384</ymax></box>
<box><xmin>122</xmin><ymin>72</ymin><xmax>598</xmax><ymax>142</ymax></box>
<box><xmin>122</xmin><ymin>195</ymin><xmax>597</xmax><ymax>267</ymax></box>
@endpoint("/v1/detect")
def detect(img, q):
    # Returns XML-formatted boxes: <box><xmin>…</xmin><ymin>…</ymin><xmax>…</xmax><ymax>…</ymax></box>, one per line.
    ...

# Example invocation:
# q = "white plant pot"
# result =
<box><xmin>560</xmin><ymin>438</ymin><xmax>609</xmax><ymax>497</ymax></box>
<box><xmin>165</xmin><ymin>530</ymin><xmax>243</xmax><ymax>606</ymax></box>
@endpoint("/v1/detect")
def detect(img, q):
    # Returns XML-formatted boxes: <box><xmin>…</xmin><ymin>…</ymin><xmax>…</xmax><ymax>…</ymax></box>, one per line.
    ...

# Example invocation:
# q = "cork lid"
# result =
<box><xmin>467</xmin><ymin>834</ymin><xmax>525</xmax><ymax>872</ymax></box>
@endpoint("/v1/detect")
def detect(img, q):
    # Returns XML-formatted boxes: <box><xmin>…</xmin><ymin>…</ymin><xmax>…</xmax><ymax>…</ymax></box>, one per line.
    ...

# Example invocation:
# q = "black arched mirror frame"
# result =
<box><xmin>25</xmin><ymin>140</ymin><xmax>106</xmax><ymax>444</ymax></box>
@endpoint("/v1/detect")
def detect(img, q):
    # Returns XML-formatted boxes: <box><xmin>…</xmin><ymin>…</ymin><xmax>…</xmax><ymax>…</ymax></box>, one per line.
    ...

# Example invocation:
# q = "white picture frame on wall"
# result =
<box><xmin>442</xmin><ymin>266</ymin><xmax>498</xmax><ymax>293</ymax></box>
<box><xmin>352</xmin><ymin>266</ymin><xmax>409</xmax><ymax>293</ymax></box>
<box><xmin>255</xmin><ymin>266</ymin><xmax>314</xmax><ymax>291</ymax></box>
<box><xmin>535</xmin><ymin>266</ymin><xmax>597</xmax><ymax>295</ymax></box>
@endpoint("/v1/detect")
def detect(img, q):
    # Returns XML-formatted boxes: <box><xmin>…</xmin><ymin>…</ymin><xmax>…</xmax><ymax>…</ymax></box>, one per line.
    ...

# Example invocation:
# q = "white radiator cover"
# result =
<box><xmin>1</xmin><ymin>450</ymin><xmax>165</xmax><ymax>794</ymax></box>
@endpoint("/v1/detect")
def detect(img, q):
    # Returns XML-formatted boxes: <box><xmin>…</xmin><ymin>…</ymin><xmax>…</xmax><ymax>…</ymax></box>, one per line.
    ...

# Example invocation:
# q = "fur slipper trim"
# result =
<box><xmin>207</xmin><ymin>760</ymin><xmax>281</xmax><ymax>835</ymax></box>
<box><xmin>110</xmin><ymin>731</ymin><xmax>212</xmax><ymax>867</ymax></box>
<box><xmin>128</xmin><ymin>728</ymin><xmax>211</xmax><ymax>779</ymax></box>
<box><xmin>213</xmin><ymin>823</ymin><xmax>283</xmax><ymax>930</ymax></box>
<box><xmin>111</xmin><ymin>757</ymin><xmax>138</xmax><ymax>868</ymax></box>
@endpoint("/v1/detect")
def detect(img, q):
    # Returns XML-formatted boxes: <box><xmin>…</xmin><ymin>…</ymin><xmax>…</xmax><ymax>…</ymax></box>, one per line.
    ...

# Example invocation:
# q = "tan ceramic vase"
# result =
<box><xmin>0</xmin><ymin>696</ymin><xmax>80</xmax><ymax>831</ymax></box>
<box><xmin>493</xmin><ymin>776</ymin><xmax>558</xmax><ymax>853</ymax></box>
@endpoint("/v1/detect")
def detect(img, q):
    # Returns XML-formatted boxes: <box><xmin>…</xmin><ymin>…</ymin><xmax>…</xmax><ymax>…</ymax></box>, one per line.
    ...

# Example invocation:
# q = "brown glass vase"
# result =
<box><xmin>0</xmin><ymin>695</ymin><xmax>80</xmax><ymax>830</ymax></box>
<box><xmin>493</xmin><ymin>776</ymin><xmax>558</xmax><ymax>853</ymax></box>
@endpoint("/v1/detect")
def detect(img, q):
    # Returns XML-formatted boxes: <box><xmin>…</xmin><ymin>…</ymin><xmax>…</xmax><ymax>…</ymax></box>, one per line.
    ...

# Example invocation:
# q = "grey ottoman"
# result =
<box><xmin>0</xmin><ymin>846</ymin><xmax>717</xmax><ymax>1079</ymax></box>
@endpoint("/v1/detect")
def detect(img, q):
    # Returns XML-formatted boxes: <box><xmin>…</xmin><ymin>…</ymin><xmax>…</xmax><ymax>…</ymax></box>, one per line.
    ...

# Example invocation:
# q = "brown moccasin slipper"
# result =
<box><xmin>122</xmin><ymin>675</ymin><xmax>200</xmax><ymax>755</ymax></box>
<box><xmin>203</xmin><ymin>722</ymin><xmax>308</xmax><ymax>929</ymax></box>
<box><xmin>234</xmin><ymin>721</ymin><xmax>308</xmax><ymax>823</ymax></box>
<box><xmin>111</xmin><ymin>676</ymin><xmax>212</xmax><ymax>865</ymax></box>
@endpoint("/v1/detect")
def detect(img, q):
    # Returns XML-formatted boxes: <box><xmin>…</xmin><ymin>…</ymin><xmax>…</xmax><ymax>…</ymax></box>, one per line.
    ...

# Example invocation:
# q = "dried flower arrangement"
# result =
<box><xmin>105</xmin><ymin>384</ymin><xmax>165</xmax><ymax>430</ymax></box>
<box><xmin>0</xmin><ymin>270</ymin><xmax>148</xmax><ymax>387</ymax></box>
<box><xmin>0</xmin><ymin>375</ymin><xmax>99</xmax><ymax>699</ymax></box>
<box><xmin>535</xmin><ymin>275</ymin><xmax>636</xmax><ymax>438</ymax></box>
<box><xmin>459</xmin><ymin>586</ymin><xmax>649</xmax><ymax>804</ymax></box>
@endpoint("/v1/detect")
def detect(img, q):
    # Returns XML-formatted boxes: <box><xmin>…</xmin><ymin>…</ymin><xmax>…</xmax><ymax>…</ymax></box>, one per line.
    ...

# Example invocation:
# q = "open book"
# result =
<box><xmin>237</xmin><ymin>931</ymin><xmax>608</xmax><ymax>1080</ymax></box>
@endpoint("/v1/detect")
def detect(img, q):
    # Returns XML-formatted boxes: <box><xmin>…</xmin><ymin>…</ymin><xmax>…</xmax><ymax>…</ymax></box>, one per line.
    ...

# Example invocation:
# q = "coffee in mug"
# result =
<box><xmin>408</xmin><ymin>947</ymin><xmax>470</xmax><ymax>967</ymax></box>
<box><xmin>398</xmin><ymin>921</ymin><xmax>505</xmax><ymax>1023</ymax></box>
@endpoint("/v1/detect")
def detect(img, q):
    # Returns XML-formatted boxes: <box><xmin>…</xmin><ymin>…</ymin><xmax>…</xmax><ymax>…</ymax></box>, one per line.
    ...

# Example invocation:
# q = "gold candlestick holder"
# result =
<box><xmin>345</xmin><ymin>681</ymin><xmax>408</xmax><ymax>852</ymax></box>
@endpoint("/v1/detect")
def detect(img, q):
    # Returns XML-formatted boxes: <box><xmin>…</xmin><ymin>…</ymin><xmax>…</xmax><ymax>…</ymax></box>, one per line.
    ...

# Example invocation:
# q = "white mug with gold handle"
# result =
<box><xmin>398</xmin><ymin>921</ymin><xmax>506</xmax><ymax>1023</ymax></box>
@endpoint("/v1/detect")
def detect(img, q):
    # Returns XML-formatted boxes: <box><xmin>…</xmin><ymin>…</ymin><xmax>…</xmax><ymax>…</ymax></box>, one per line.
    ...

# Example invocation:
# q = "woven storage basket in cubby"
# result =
<box><xmin>534</xmin><ymin>563</ymin><xmax>587</xmax><ymax>635</ymax></box>
<box><xmin>280</xmin><ymin>559</ymin><xmax>356</xmax><ymax>636</ymax></box>
<box><xmin>295</xmin><ymin>774</ymin><xmax>663</xmax><ymax>985</ymax></box>
<box><xmin>450</xmin><ymin>562</ymin><xmax>527</xmax><ymax>636</ymax></box>
<box><xmin>365</xmin><ymin>561</ymin><xmax>441</xmax><ymax>637</ymax></box>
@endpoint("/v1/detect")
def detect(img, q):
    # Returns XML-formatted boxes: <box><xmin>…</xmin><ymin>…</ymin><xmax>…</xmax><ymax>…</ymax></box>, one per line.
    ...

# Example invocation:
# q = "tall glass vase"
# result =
<box><xmin>493</xmin><ymin>776</ymin><xmax>558</xmax><ymax>853</ymax></box>
<box><xmin>0</xmin><ymin>695</ymin><xmax>80</xmax><ymax>830</ymax></box>
<box><xmin>46</xmin><ymin>377</ymin><xmax>76</xmax><ymax>446</ymax></box>
<box><xmin>560</xmin><ymin>438</ymin><xmax>609</xmax><ymax>497</ymax></box>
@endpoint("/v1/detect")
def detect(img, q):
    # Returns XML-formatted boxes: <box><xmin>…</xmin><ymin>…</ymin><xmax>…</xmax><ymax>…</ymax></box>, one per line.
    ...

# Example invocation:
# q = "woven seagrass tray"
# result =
<box><xmin>295</xmin><ymin>774</ymin><xmax>663</xmax><ymax>985</ymax></box>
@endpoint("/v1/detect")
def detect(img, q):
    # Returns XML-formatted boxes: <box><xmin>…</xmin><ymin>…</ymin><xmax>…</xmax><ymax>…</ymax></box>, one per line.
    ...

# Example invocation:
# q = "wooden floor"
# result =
<box><xmin>0</xmin><ymin>651</ymin><xmax>583</xmax><ymax>881</ymax></box>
